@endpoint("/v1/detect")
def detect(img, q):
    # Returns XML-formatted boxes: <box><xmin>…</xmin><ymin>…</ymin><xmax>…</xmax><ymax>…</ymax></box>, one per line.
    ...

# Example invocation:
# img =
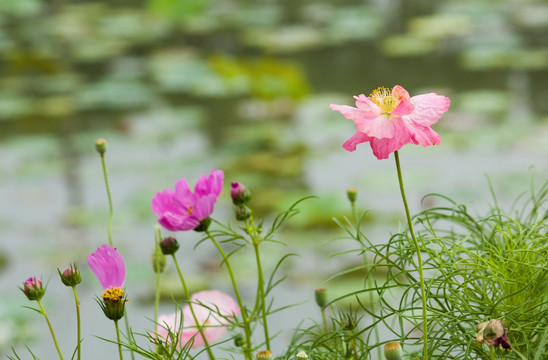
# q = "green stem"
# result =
<box><xmin>247</xmin><ymin>217</ymin><xmax>270</xmax><ymax>350</ymax></box>
<box><xmin>100</xmin><ymin>153</ymin><xmax>114</xmax><ymax>247</ymax></box>
<box><xmin>321</xmin><ymin>307</ymin><xmax>328</xmax><ymax>333</ymax></box>
<box><xmin>490</xmin><ymin>346</ymin><xmax>496</xmax><ymax>360</ymax></box>
<box><xmin>154</xmin><ymin>226</ymin><xmax>162</xmax><ymax>325</ymax></box>
<box><xmin>123</xmin><ymin>309</ymin><xmax>134</xmax><ymax>360</ymax></box>
<box><xmin>37</xmin><ymin>299</ymin><xmax>64</xmax><ymax>360</ymax></box>
<box><xmin>171</xmin><ymin>255</ymin><xmax>216</xmax><ymax>360</ymax></box>
<box><xmin>114</xmin><ymin>320</ymin><xmax>123</xmax><ymax>360</ymax></box>
<box><xmin>394</xmin><ymin>151</ymin><xmax>428</xmax><ymax>360</ymax></box>
<box><xmin>205</xmin><ymin>229</ymin><xmax>253</xmax><ymax>360</ymax></box>
<box><xmin>72</xmin><ymin>286</ymin><xmax>81</xmax><ymax>360</ymax></box>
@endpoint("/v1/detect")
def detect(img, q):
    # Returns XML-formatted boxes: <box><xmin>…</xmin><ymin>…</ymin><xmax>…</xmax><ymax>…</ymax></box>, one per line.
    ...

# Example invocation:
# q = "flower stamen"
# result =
<box><xmin>369</xmin><ymin>86</ymin><xmax>400</xmax><ymax>113</ymax></box>
<box><xmin>102</xmin><ymin>287</ymin><xmax>126</xmax><ymax>303</ymax></box>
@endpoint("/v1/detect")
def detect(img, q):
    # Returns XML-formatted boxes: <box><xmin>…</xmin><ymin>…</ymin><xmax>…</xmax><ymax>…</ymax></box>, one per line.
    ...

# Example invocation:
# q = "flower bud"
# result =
<box><xmin>58</xmin><ymin>264</ymin><xmax>81</xmax><ymax>287</ymax></box>
<box><xmin>21</xmin><ymin>277</ymin><xmax>45</xmax><ymax>301</ymax></box>
<box><xmin>315</xmin><ymin>288</ymin><xmax>327</xmax><ymax>308</ymax></box>
<box><xmin>296</xmin><ymin>350</ymin><xmax>308</xmax><ymax>360</ymax></box>
<box><xmin>234</xmin><ymin>334</ymin><xmax>245</xmax><ymax>347</ymax></box>
<box><xmin>193</xmin><ymin>217</ymin><xmax>211</xmax><ymax>232</ymax></box>
<box><xmin>384</xmin><ymin>341</ymin><xmax>402</xmax><ymax>360</ymax></box>
<box><xmin>94</xmin><ymin>138</ymin><xmax>107</xmax><ymax>155</ymax></box>
<box><xmin>256</xmin><ymin>350</ymin><xmax>272</xmax><ymax>360</ymax></box>
<box><xmin>231</xmin><ymin>182</ymin><xmax>251</xmax><ymax>205</ymax></box>
<box><xmin>234</xmin><ymin>204</ymin><xmax>252</xmax><ymax>221</ymax></box>
<box><xmin>160</xmin><ymin>236</ymin><xmax>179</xmax><ymax>255</ymax></box>
<box><xmin>99</xmin><ymin>287</ymin><xmax>128</xmax><ymax>321</ymax></box>
<box><xmin>342</xmin><ymin>316</ymin><xmax>357</xmax><ymax>331</ymax></box>
<box><xmin>152</xmin><ymin>247</ymin><xmax>167</xmax><ymax>273</ymax></box>
<box><xmin>347</xmin><ymin>187</ymin><xmax>358</xmax><ymax>203</ymax></box>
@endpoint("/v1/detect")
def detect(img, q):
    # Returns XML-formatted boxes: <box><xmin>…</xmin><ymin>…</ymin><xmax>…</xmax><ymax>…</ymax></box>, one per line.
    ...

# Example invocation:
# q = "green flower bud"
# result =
<box><xmin>58</xmin><ymin>264</ymin><xmax>82</xmax><ymax>287</ymax></box>
<box><xmin>94</xmin><ymin>138</ymin><xmax>107</xmax><ymax>155</ymax></box>
<box><xmin>21</xmin><ymin>277</ymin><xmax>45</xmax><ymax>301</ymax></box>
<box><xmin>152</xmin><ymin>246</ymin><xmax>167</xmax><ymax>273</ymax></box>
<box><xmin>234</xmin><ymin>334</ymin><xmax>245</xmax><ymax>347</ymax></box>
<box><xmin>231</xmin><ymin>182</ymin><xmax>252</xmax><ymax>205</ymax></box>
<box><xmin>347</xmin><ymin>187</ymin><xmax>358</xmax><ymax>203</ymax></box>
<box><xmin>256</xmin><ymin>350</ymin><xmax>272</xmax><ymax>360</ymax></box>
<box><xmin>160</xmin><ymin>236</ymin><xmax>179</xmax><ymax>255</ymax></box>
<box><xmin>296</xmin><ymin>350</ymin><xmax>308</xmax><ymax>359</ymax></box>
<box><xmin>234</xmin><ymin>204</ymin><xmax>253</xmax><ymax>221</ymax></box>
<box><xmin>384</xmin><ymin>341</ymin><xmax>402</xmax><ymax>360</ymax></box>
<box><xmin>315</xmin><ymin>288</ymin><xmax>327</xmax><ymax>308</ymax></box>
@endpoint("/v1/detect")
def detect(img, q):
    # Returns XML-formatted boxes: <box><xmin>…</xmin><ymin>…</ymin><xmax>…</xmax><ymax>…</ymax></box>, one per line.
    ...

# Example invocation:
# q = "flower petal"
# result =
<box><xmin>87</xmin><ymin>244</ymin><xmax>126</xmax><ymax>289</ymax></box>
<box><xmin>403</xmin><ymin>120</ymin><xmax>442</xmax><ymax>147</ymax></box>
<box><xmin>369</xmin><ymin>119</ymin><xmax>413</xmax><ymax>159</ymax></box>
<box><xmin>407</xmin><ymin>93</ymin><xmax>450</xmax><ymax>126</ymax></box>
<box><xmin>390</xmin><ymin>99</ymin><xmax>414</xmax><ymax>116</ymax></box>
<box><xmin>342</xmin><ymin>131</ymin><xmax>371</xmax><ymax>152</ymax></box>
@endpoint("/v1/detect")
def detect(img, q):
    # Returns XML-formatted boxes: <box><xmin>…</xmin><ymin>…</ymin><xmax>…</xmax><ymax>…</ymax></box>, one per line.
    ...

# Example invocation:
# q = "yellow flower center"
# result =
<box><xmin>369</xmin><ymin>86</ymin><xmax>401</xmax><ymax>113</ymax></box>
<box><xmin>186</xmin><ymin>206</ymin><xmax>194</xmax><ymax>215</ymax></box>
<box><xmin>102</xmin><ymin>287</ymin><xmax>126</xmax><ymax>303</ymax></box>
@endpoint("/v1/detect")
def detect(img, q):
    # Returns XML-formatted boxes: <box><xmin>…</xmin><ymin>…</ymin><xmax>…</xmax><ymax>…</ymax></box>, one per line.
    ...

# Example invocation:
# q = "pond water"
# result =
<box><xmin>1</xmin><ymin>0</ymin><xmax>548</xmax><ymax>357</ymax></box>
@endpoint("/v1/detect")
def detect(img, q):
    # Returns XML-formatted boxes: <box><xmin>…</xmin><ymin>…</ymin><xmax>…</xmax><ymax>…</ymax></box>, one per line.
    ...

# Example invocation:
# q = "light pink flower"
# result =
<box><xmin>155</xmin><ymin>290</ymin><xmax>240</xmax><ymax>349</ymax></box>
<box><xmin>151</xmin><ymin>170</ymin><xmax>224</xmax><ymax>232</ymax></box>
<box><xmin>87</xmin><ymin>244</ymin><xmax>126</xmax><ymax>289</ymax></box>
<box><xmin>330</xmin><ymin>85</ymin><xmax>450</xmax><ymax>159</ymax></box>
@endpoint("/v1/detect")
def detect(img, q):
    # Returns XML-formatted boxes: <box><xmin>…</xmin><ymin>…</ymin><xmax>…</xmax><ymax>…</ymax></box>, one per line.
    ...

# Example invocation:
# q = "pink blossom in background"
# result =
<box><xmin>87</xmin><ymin>244</ymin><xmax>126</xmax><ymax>289</ymax></box>
<box><xmin>330</xmin><ymin>85</ymin><xmax>450</xmax><ymax>159</ymax></box>
<box><xmin>151</xmin><ymin>170</ymin><xmax>224</xmax><ymax>232</ymax></box>
<box><xmin>155</xmin><ymin>290</ymin><xmax>240</xmax><ymax>349</ymax></box>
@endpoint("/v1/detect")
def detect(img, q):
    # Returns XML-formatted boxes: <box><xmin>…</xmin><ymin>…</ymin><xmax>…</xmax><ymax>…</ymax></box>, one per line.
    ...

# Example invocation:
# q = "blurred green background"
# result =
<box><xmin>1</xmin><ymin>0</ymin><xmax>547</xmax><ymax>356</ymax></box>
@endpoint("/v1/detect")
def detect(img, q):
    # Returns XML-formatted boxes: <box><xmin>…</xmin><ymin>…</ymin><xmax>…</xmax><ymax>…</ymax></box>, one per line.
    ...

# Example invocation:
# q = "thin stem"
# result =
<box><xmin>247</xmin><ymin>217</ymin><xmax>270</xmax><ymax>350</ymax></box>
<box><xmin>321</xmin><ymin>307</ymin><xmax>328</xmax><ymax>333</ymax></box>
<box><xmin>37</xmin><ymin>299</ymin><xmax>64</xmax><ymax>360</ymax></box>
<box><xmin>123</xmin><ymin>309</ymin><xmax>134</xmax><ymax>360</ymax></box>
<box><xmin>114</xmin><ymin>320</ymin><xmax>123</xmax><ymax>360</ymax></box>
<box><xmin>171</xmin><ymin>255</ymin><xmax>216</xmax><ymax>360</ymax></box>
<box><xmin>394</xmin><ymin>150</ymin><xmax>428</xmax><ymax>360</ymax></box>
<box><xmin>72</xmin><ymin>286</ymin><xmax>81</xmax><ymax>360</ymax></box>
<box><xmin>490</xmin><ymin>346</ymin><xmax>496</xmax><ymax>360</ymax></box>
<box><xmin>154</xmin><ymin>226</ymin><xmax>163</xmax><ymax>325</ymax></box>
<box><xmin>205</xmin><ymin>229</ymin><xmax>253</xmax><ymax>360</ymax></box>
<box><xmin>100</xmin><ymin>153</ymin><xmax>114</xmax><ymax>247</ymax></box>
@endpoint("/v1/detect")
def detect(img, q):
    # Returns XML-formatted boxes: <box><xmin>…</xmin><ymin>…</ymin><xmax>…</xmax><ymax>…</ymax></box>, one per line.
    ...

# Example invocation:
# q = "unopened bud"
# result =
<box><xmin>160</xmin><ymin>236</ymin><xmax>179</xmax><ymax>255</ymax></box>
<box><xmin>384</xmin><ymin>341</ymin><xmax>402</xmax><ymax>360</ymax></box>
<box><xmin>315</xmin><ymin>288</ymin><xmax>327</xmax><ymax>308</ymax></box>
<box><xmin>347</xmin><ymin>187</ymin><xmax>357</xmax><ymax>203</ymax></box>
<box><xmin>256</xmin><ymin>350</ymin><xmax>272</xmax><ymax>360</ymax></box>
<box><xmin>94</xmin><ymin>138</ymin><xmax>107</xmax><ymax>155</ymax></box>
<box><xmin>234</xmin><ymin>204</ymin><xmax>252</xmax><ymax>221</ymax></box>
<box><xmin>231</xmin><ymin>182</ymin><xmax>251</xmax><ymax>205</ymax></box>
<box><xmin>296</xmin><ymin>350</ymin><xmax>308</xmax><ymax>359</ymax></box>
<box><xmin>152</xmin><ymin>247</ymin><xmax>167</xmax><ymax>273</ymax></box>
<box><xmin>234</xmin><ymin>334</ymin><xmax>245</xmax><ymax>347</ymax></box>
<box><xmin>58</xmin><ymin>264</ymin><xmax>81</xmax><ymax>287</ymax></box>
<box><xmin>21</xmin><ymin>277</ymin><xmax>45</xmax><ymax>301</ymax></box>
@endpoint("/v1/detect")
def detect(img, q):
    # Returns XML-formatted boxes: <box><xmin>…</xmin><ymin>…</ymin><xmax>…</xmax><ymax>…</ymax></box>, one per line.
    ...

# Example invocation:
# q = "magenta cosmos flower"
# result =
<box><xmin>87</xmin><ymin>244</ymin><xmax>126</xmax><ymax>289</ymax></box>
<box><xmin>155</xmin><ymin>290</ymin><xmax>240</xmax><ymax>349</ymax></box>
<box><xmin>330</xmin><ymin>85</ymin><xmax>450</xmax><ymax>159</ymax></box>
<box><xmin>151</xmin><ymin>170</ymin><xmax>224</xmax><ymax>232</ymax></box>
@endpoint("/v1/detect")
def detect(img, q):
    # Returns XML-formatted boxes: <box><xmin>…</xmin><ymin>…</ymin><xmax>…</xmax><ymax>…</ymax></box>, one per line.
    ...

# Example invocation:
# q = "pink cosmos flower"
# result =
<box><xmin>151</xmin><ymin>170</ymin><xmax>224</xmax><ymax>232</ymax></box>
<box><xmin>330</xmin><ymin>85</ymin><xmax>450</xmax><ymax>159</ymax></box>
<box><xmin>87</xmin><ymin>244</ymin><xmax>126</xmax><ymax>289</ymax></box>
<box><xmin>155</xmin><ymin>290</ymin><xmax>240</xmax><ymax>349</ymax></box>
